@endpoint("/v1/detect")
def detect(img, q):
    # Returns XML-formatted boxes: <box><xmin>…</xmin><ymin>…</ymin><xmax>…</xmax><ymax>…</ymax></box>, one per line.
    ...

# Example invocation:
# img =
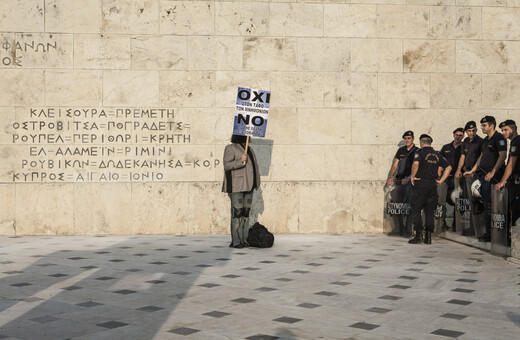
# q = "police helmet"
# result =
<box><xmin>471</xmin><ymin>180</ymin><xmax>482</xmax><ymax>198</ymax></box>
<box><xmin>450</xmin><ymin>187</ymin><xmax>462</xmax><ymax>204</ymax></box>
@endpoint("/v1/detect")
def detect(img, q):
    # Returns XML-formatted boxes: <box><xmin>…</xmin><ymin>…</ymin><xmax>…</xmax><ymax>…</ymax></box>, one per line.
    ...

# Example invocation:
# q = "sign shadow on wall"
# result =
<box><xmin>249</xmin><ymin>139</ymin><xmax>273</xmax><ymax>225</ymax></box>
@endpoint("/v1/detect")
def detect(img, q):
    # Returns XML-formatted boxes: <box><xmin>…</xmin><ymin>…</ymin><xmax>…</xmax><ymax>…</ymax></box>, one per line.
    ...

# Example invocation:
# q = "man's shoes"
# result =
<box><xmin>233</xmin><ymin>244</ymin><xmax>244</xmax><ymax>249</ymax></box>
<box><xmin>478</xmin><ymin>233</ymin><xmax>491</xmax><ymax>242</ymax></box>
<box><xmin>408</xmin><ymin>233</ymin><xmax>423</xmax><ymax>244</ymax></box>
<box><xmin>424</xmin><ymin>231</ymin><xmax>432</xmax><ymax>244</ymax></box>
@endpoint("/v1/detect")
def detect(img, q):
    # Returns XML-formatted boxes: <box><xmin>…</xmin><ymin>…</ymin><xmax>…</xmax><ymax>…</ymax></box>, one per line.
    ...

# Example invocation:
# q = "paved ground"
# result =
<box><xmin>0</xmin><ymin>234</ymin><xmax>519</xmax><ymax>340</ymax></box>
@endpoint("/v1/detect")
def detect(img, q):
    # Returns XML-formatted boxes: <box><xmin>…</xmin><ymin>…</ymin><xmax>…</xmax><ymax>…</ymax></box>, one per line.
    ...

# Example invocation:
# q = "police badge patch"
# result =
<box><xmin>512</xmin><ymin>146</ymin><xmax>517</xmax><ymax>152</ymax></box>
<box><xmin>499</xmin><ymin>140</ymin><xmax>506</xmax><ymax>146</ymax></box>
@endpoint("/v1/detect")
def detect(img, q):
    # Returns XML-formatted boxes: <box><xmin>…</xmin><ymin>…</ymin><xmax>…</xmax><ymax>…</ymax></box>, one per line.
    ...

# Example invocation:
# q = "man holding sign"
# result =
<box><xmin>222</xmin><ymin>87</ymin><xmax>270</xmax><ymax>248</ymax></box>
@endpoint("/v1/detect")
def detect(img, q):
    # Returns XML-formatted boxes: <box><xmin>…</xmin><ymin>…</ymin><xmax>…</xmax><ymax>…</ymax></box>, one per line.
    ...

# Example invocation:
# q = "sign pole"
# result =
<box><xmin>243</xmin><ymin>135</ymin><xmax>250</xmax><ymax>165</ymax></box>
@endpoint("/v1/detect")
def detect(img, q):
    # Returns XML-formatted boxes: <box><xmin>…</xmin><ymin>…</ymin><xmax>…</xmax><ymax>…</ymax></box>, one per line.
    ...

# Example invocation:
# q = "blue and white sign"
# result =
<box><xmin>233</xmin><ymin>87</ymin><xmax>270</xmax><ymax>138</ymax></box>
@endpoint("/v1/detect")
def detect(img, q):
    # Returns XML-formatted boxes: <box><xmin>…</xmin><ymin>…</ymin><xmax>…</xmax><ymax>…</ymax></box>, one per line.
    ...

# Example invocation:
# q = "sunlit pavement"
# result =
<box><xmin>0</xmin><ymin>234</ymin><xmax>519</xmax><ymax>340</ymax></box>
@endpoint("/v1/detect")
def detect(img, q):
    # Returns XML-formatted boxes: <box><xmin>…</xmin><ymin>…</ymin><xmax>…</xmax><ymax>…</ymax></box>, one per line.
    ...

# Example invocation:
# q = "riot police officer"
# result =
<box><xmin>439</xmin><ymin>127</ymin><xmax>464</xmax><ymax>230</ymax></box>
<box><xmin>464</xmin><ymin>116</ymin><xmax>507</xmax><ymax>242</ymax></box>
<box><xmin>387</xmin><ymin>131</ymin><xmax>418</xmax><ymax>237</ymax></box>
<box><xmin>409</xmin><ymin>134</ymin><xmax>452</xmax><ymax>244</ymax></box>
<box><xmin>495</xmin><ymin>120</ymin><xmax>520</xmax><ymax>226</ymax></box>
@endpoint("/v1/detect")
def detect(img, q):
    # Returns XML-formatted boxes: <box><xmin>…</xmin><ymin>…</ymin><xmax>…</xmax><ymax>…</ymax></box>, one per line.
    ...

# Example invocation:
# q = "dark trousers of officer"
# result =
<box><xmin>411</xmin><ymin>180</ymin><xmax>438</xmax><ymax>233</ymax></box>
<box><xmin>393</xmin><ymin>180</ymin><xmax>413</xmax><ymax>236</ymax></box>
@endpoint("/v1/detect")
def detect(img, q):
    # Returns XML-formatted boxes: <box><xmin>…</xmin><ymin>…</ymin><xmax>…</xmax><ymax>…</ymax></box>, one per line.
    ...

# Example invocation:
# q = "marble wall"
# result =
<box><xmin>1</xmin><ymin>1</ymin><xmax>519</xmax><ymax>236</ymax></box>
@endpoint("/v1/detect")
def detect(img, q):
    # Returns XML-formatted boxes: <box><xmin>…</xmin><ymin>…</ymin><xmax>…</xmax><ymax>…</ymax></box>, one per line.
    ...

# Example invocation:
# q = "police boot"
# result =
<box><xmin>408</xmin><ymin>231</ymin><xmax>423</xmax><ymax>244</ymax></box>
<box><xmin>478</xmin><ymin>203</ymin><xmax>492</xmax><ymax>242</ymax></box>
<box><xmin>424</xmin><ymin>230</ymin><xmax>432</xmax><ymax>244</ymax></box>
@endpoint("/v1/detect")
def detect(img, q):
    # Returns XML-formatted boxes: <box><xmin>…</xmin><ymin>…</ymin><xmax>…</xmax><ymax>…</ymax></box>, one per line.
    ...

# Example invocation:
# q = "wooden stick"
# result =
<box><xmin>242</xmin><ymin>135</ymin><xmax>250</xmax><ymax>165</ymax></box>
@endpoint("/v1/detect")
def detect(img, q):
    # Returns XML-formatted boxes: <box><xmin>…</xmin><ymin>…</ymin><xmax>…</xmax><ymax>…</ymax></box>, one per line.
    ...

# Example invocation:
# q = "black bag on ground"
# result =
<box><xmin>247</xmin><ymin>222</ymin><xmax>274</xmax><ymax>248</ymax></box>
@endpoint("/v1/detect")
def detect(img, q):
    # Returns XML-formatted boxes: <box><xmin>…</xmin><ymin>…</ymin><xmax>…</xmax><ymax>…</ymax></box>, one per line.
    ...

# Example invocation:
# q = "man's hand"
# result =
<box><xmin>241</xmin><ymin>153</ymin><xmax>248</xmax><ymax>163</ymax></box>
<box><xmin>386</xmin><ymin>178</ymin><xmax>393</xmax><ymax>186</ymax></box>
<box><xmin>411</xmin><ymin>177</ymin><xmax>419</xmax><ymax>186</ymax></box>
<box><xmin>401</xmin><ymin>178</ymin><xmax>410</xmax><ymax>185</ymax></box>
<box><xmin>463</xmin><ymin>170</ymin><xmax>474</xmax><ymax>177</ymax></box>
<box><xmin>455</xmin><ymin>170</ymin><xmax>462</xmax><ymax>179</ymax></box>
<box><xmin>436</xmin><ymin>178</ymin><xmax>444</xmax><ymax>184</ymax></box>
<box><xmin>495</xmin><ymin>182</ymin><xmax>505</xmax><ymax>191</ymax></box>
<box><xmin>484</xmin><ymin>169</ymin><xmax>495</xmax><ymax>182</ymax></box>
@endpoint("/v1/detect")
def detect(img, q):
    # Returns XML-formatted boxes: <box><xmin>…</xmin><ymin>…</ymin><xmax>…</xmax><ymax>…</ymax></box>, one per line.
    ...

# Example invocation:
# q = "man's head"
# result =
<box><xmin>453</xmin><ymin>127</ymin><xmax>464</xmax><ymax>143</ymax></box>
<box><xmin>480</xmin><ymin>116</ymin><xmax>496</xmax><ymax>135</ymax></box>
<box><xmin>465</xmin><ymin>121</ymin><xmax>477</xmax><ymax>139</ymax></box>
<box><xmin>402</xmin><ymin>130</ymin><xmax>414</xmax><ymax>147</ymax></box>
<box><xmin>419</xmin><ymin>134</ymin><xmax>433</xmax><ymax>147</ymax></box>
<box><xmin>499</xmin><ymin>119</ymin><xmax>517</xmax><ymax>139</ymax></box>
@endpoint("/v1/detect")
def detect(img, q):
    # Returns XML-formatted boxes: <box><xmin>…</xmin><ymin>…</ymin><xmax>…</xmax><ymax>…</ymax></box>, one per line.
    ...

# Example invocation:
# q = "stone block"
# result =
<box><xmin>188</xmin><ymin>182</ymin><xmax>228</xmax><ymax>235</ymax></box>
<box><xmin>102</xmin><ymin>0</ymin><xmax>159</xmax><ymax>34</ymax></box>
<box><xmin>482</xmin><ymin>7</ymin><xmax>520</xmax><ymax>40</ymax></box>
<box><xmin>104</xmin><ymin>70</ymin><xmax>159</xmax><ymax>106</ymax></box>
<box><xmin>251</xmin><ymin>182</ymin><xmax>300</xmax><ymax>234</ymax></box>
<box><xmin>9</xmin><ymin>33</ymin><xmax>73</xmax><ymax>69</ymax></box>
<box><xmin>324</xmin><ymin>4</ymin><xmax>377</xmax><ymax>38</ymax></box>
<box><xmin>506</xmin><ymin>42</ymin><xmax>520</xmax><ymax>74</ymax></box>
<box><xmin>159</xmin><ymin>0</ymin><xmax>214</xmax><ymax>35</ymax></box>
<box><xmin>45</xmin><ymin>70</ymin><xmax>102</xmax><ymax>106</ymax></box>
<box><xmin>482</xmin><ymin>75</ymin><xmax>520</xmax><ymax>109</ymax></box>
<box><xmin>243</xmin><ymin>38</ymin><xmax>297</xmax><ymax>71</ymax></box>
<box><xmin>298</xmin><ymin>108</ymin><xmax>351</xmax><ymax>145</ymax></box>
<box><xmin>377</xmin><ymin>5</ymin><xmax>430</xmax><ymax>39</ymax></box>
<box><xmin>215</xmin><ymin>71</ymin><xmax>270</xmax><ymax>107</ymax></box>
<box><xmin>404</xmin><ymin>109</ymin><xmax>473</xmax><ymax>145</ymax></box>
<box><xmin>0</xmin><ymin>70</ymin><xmax>45</xmax><ymax>106</ymax></box>
<box><xmin>74</xmin><ymin>34</ymin><xmax>131</xmax><ymax>69</ymax></box>
<box><xmin>378</xmin><ymin>144</ymin><xmax>400</xmax><ymax>181</ymax></box>
<box><xmin>429</xmin><ymin>6</ymin><xmax>481</xmax><ymax>39</ymax></box>
<box><xmin>430</xmin><ymin>74</ymin><xmax>481</xmax><ymax>108</ymax></box>
<box><xmin>299</xmin><ymin>181</ymin><xmax>353</xmax><ymax>234</ymax></box>
<box><xmin>0</xmin><ymin>0</ymin><xmax>44</xmax><ymax>32</ymax></box>
<box><xmin>405</xmin><ymin>0</ymin><xmax>455</xmax><ymax>4</ymax></box>
<box><xmin>456</xmin><ymin>41</ymin><xmax>507</xmax><ymax>74</ymax></box>
<box><xmin>352</xmin><ymin>109</ymin><xmax>405</xmax><ymax>145</ymax></box>
<box><xmin>74</xmin><ymin>183</ymin><xmax>132</xmax><ymax>235</ymax></box>
<box><xmin>266</xmin><ymin>107</ymin><xmax>298</xmax><ymax>145</ymax></box>
<box><xmin>160</xmin><ymin>145</ymin><xmax>217</xmax><ymax>182</ymax></box>
<box><xmin>270</xmin><ymin>3</ymin><xmax>323</xmax><ymax>37</ymax></box>
<box><xmin>512</xmin><ymin>225</ymin><xmax>520</xmax><ymax>260</ymax></box>
<box><xmin>0</xmin><ymin>146</ymin><xmax>22</xmax><ymax>183</ymax></box>
<box><xmin>132</xmin><ymin>182</ymin><xmax>189</xmax><ymax>234</ymax></box>
<box><xmin>132</xmin><ymin>35</ymin><xmax>187</xmax><ymax>70</ymax></box>
<box><xmin>270</xmin><ymin>145</ymin><xmax>325</xmax><ymax>181</ymax></box>
<box><xmin>403</xmin><ymin>40</ymin><xmax>456</xmax><ymax>73</ymax></box>
<box><xmin>160</xmin><ymin>71</ymin><xmax>215</xmax><ymax>107</ymax></box>
<box><xmin>324</xmin><ymin>145</ymin><xmax>379</xmax><ymax>181</ymax></box>
<box><xmin>351</xmin><ymin>39</ymin><xmax>402</xmax><ymax>73</ymax></box>
<box><xmin>378</xmin><ymin>73</ymin><xmax>429</xmax><ymax>108</ymax></box>
<box><xmin>299</xmin><ymin>38</ymin><xmax>350</xmax><ymax>72</ymax></box>
<box><xmin>187</xmin><ymin>108</ymin><xmax>234</xmax><ymax>145</ymax></box>
<box><xmin>324</xmin><ymin>73</ymin><xmax>377</xmax><ymax>108</ymax></box>
<box><xmin>0</xmin><ymin>184</ymin><xmax>15</xmax><ymax>235</ymax></box>
<box><xmin>45</xmin><ymin>0</ymin><xmax>102</xmax><ymax>33</ymax></box>
<box><xmin>271</xmin><ymin>72</ymin><xmax>323</xmax><ymax>108</ymax></box>
<box><xmin>457</xmin><ymin>0</ymin><xmax>506</xmax><ymax>5</ymax></box>
<box><xmin>0</xmin><ymin>107</ymin><xmax>16</xmax><ymax>145</ymax></box>
<box><xmin>352</xmin><ymin>181</ymin><xmax>385</xmax><ymax>233</ymax></box>
<box><xmin>189</xmin><ymin>36</ymin><xmax>243</xmax><ymax>70</ymax></box>
<box><xmin>15</xmin><ymin>183</ymin><xmax>74</xmax><ymax>235</ymax></box>
<box><xmin>215</xmin><ymin>1</ymin><xmax>269</xmax><ymax>36</ymax></box>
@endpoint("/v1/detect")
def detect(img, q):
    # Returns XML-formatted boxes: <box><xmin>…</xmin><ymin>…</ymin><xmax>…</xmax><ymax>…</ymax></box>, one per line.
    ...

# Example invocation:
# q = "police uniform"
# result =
<box><xmin>409</xmin><ymin>143</ymin><xmax>450</xmax><ymax>244</ymax></box>
<box><xmin>440</xmin><ymin>141</ymin><xmax>462</xmax><ymax>189</ymax></box>
<box><xmin>479</xmin><ymin>130</ymin><xmax>507</xmax><ymax>203</ymax></box>
<box><xmin>392</xmin><ymin>139</ymin><xmax>418</xmax><ymax>237</ymax></box>
<box><xmin>462</xmin><ymin>135</ymin><xmax>484</xmax><ymax>171</ymax></box>
<box><xmin>507</xmin><ymin>135</ymin><xmax>520</xmax><ymax>223</ymax></box>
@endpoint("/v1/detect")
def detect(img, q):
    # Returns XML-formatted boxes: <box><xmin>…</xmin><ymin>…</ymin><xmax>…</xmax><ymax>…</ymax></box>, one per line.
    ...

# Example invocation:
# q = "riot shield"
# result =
<box><xmin>434</xmin><ymin>182</ymin><xmax>448</xmax><ymax>235</ymax></box>
<box><xmin>455</xmin><ymin>177</ymin><xmax>472</xmax><ymax>235</ymax></box>
<box><xmin>385</xmin><ymin>181</ymin><xmax>412</xmax><ymax>237</ymax></box>
<box><xmin>491</xmin><ymin>187</ymin><xmax>509</xmax><ymax>256</ymax></box>
<box><xmin>465</xmin><ymin>176</ymin><xmax>486</xmax><ymax>237</ymax></box>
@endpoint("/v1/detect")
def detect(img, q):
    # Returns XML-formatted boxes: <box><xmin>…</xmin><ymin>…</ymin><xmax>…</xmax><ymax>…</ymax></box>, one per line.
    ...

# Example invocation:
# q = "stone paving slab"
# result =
<box><xmin>0</xmin><ymin>234</ymin><xmax>519</xmax><ymax>340</ymax></box>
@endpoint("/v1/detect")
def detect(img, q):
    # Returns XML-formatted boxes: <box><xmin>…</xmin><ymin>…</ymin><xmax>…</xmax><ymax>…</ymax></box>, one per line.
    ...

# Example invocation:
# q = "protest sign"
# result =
<box><xmin>233</xmin><ymin>87</ymin><xmax>270</xmax><ymax>138</ymax></box>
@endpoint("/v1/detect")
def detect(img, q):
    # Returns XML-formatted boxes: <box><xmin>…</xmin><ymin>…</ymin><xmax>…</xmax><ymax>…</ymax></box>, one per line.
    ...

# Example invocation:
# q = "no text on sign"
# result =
<box><xmin>233</xmin><ymin>87</ymin><xmax>270</xmax><ymax>138</ymax></box>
